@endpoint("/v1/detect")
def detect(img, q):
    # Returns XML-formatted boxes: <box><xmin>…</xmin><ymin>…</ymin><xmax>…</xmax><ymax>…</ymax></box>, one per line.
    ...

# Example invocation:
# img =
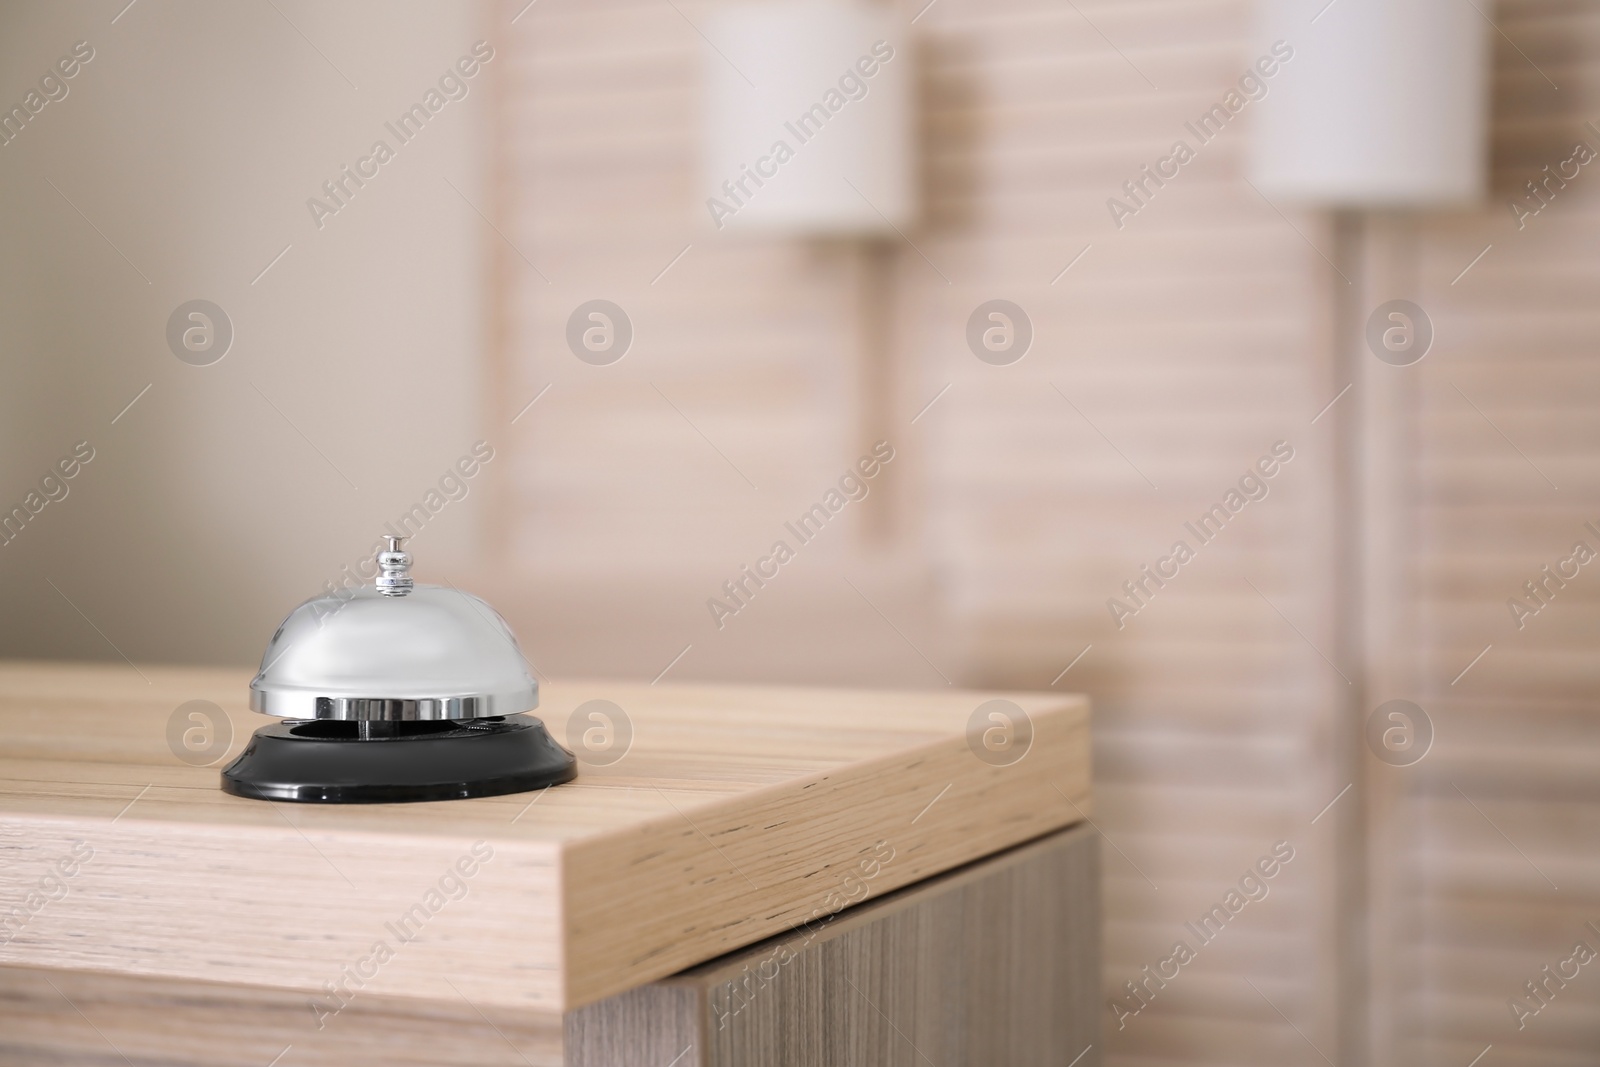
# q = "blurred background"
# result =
<box><xmin>1</xmin><ymin>0</ymin><xmax>1595</xmax><ymax>1063</ymax></box>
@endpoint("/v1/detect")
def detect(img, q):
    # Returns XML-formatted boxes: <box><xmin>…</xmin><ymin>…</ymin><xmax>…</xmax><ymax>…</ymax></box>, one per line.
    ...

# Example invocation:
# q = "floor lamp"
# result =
<box><xmin>1249</xmin><ymin>2</ymin><xmax>1491</xmax><ymax>1064</ymax></box>
<box><xmin>701</xmin><ymin>1</ymin><xmax>916</xmax><ymax>543</ymax></box>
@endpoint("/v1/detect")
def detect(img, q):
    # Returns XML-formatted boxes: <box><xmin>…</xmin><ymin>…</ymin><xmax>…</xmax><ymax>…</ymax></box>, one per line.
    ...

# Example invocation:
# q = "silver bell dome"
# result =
<box><xmin>250</xmin><ymin>538</ymin><xmax>538</xmax><ymax>721</ymax></box>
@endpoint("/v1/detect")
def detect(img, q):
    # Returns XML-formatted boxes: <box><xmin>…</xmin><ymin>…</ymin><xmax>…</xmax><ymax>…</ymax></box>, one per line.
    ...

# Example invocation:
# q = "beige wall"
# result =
<box><xmin>0</xmin><ymin>0</ymin><xmax>489</xmax><ymax>665</ymax></box>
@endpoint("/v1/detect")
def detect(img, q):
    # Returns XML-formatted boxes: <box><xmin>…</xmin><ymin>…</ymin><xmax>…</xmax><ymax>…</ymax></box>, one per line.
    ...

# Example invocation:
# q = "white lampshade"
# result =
<box><xmin>701</xmin><ymin>1</ymin><xmax>915</xmax><ymax>235</ymax></box>
<box><xmin>1250</xmin><ymin>0</ymin><xmax>1490</xmax><ymax>207</ymax></box>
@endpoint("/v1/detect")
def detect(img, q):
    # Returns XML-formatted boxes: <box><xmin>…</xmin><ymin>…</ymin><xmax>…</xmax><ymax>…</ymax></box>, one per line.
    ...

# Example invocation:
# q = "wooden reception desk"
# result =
<box><xmin>0</xmin><ymin>663</ymin><xmax>1097</xmax><ymax>1066</ymax></box>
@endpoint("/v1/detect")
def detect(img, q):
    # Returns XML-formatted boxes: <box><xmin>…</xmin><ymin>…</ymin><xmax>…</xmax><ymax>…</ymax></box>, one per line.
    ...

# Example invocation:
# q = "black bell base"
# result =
<box><xmin>220</xmin><ymin>714</ymin><xmax>577</xmax><ymax>804</ymax></box>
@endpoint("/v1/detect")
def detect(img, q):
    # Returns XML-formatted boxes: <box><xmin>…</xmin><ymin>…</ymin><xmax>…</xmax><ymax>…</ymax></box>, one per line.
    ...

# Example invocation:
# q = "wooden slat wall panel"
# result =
<box><xmin>874</xmin><ymin>0</ymin><xmax>1345</xmax><ymax>1059</ymax></box>
<box><xmin>492</xmin><ymin>1</ymin><xmax>1343</xmax><ymax>1063</ymax></box>
<box><xmin>497</xmin><ymin>0</ymin><xmax>865</xmax><ymax>577</ymax></box>
<box><xmin>1398</xmin><ymin>3</ymin><xmax>1600</xmax><ymax>1064</ymax></box>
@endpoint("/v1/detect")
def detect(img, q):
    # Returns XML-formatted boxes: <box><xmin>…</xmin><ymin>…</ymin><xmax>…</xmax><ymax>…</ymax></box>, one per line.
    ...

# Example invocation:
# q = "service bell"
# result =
<box><xmin>221</xmin><ymin>537</ymin><xmax>575</xmax><ymax>803</ymax></box>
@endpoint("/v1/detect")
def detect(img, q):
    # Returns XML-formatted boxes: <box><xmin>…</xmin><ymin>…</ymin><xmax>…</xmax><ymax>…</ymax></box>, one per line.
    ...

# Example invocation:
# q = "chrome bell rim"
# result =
<box><xmin>248</xmin><ymin>686</ymin><xmax>539</xmax><ymax>722</ymax></box>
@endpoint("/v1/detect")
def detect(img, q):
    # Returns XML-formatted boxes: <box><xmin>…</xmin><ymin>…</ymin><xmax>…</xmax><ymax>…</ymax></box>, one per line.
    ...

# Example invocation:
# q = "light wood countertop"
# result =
<box><xmin>0</xmin><ymin>662</ymin><xmax>1089</xmax><ymax>1011</ymax></box>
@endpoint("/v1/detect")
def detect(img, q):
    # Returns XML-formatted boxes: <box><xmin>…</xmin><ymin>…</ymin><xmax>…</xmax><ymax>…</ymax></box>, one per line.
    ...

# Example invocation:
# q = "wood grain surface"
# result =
<box><xmin>0</xmin><ymin>964</ymin><xmax>567</xmax><ymax>1067</ymax></box>
<box><xmin>568</xmin><ymin>823</ymin><xmax>1102</xmax><ymax>1067</ymax></box>
<box><xmin>0</xmin><ymin>662</ymin><xmax>1089</xmax><ymax>1013</ymax></box>
<box><xmin>0</xmin><ymin>825</ymin><xmax>1097</xmax><ymax>1066</ymax></box>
